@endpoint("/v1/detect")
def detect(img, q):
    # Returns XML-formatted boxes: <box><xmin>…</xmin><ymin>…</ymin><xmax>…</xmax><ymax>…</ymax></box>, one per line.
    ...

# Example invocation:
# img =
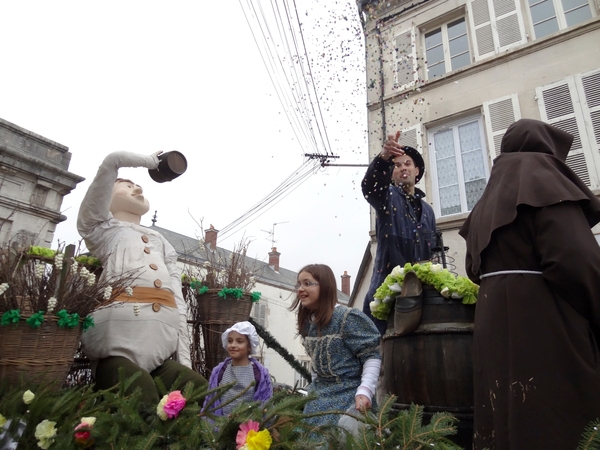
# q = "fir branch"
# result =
<box><xmin>248</xmin><ymin>316</ymin><xmax>311</xmax><ymax>381</ymax></box>
<box><xmin>579</xmin><ymin>419</ymin><xmax>600</xmax><ymax>450</ymax></box>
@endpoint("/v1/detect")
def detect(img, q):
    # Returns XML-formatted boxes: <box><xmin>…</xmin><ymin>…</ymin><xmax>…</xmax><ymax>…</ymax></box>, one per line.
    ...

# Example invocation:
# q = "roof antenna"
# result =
<box><xmin>261</xmin><ymin>221</ymin><xmax>289</xmax><ymax>248</ymax></box>
<box><xmin>151</xmin><ymin>210</ymin><xmax>158</xmax><ymax>226</ymax></box>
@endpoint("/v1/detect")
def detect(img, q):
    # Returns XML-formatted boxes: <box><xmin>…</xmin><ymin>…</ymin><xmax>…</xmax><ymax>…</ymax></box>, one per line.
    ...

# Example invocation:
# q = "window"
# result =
<box><xmin>31</xmin><ymin>185</ymin><xmax>49</xmax><ymax>207</ymax></box>
<box><xmin>428</xmin><ymin>116</ymin><xmax>489</xmax><ymax>217</ymax></box>
<box><xmin>251</xmin><ymin>302</ymin><xmax>267</xmax><ymax>327</ymax></box>
<box><xmin>424</xmin><ymin>18</ymin><xmax>471</xmax><ymax>79</ymax></box>
<box><xmin>528</xmin><ymin>0</ymin><xmax>593</xmax><ymax>38</ymax></box>
<box><xmin>535</xmin><ymin>69</ymin><xmax>600</xmax><ymax>189</ymax></box>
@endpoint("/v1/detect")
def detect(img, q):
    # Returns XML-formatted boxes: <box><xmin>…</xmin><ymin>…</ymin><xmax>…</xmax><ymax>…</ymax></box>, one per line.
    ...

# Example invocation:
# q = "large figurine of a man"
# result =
<box><xmin>78</xmin><ymin>151</ymin><xmax>206</xmax><ymax>404</ymax></box>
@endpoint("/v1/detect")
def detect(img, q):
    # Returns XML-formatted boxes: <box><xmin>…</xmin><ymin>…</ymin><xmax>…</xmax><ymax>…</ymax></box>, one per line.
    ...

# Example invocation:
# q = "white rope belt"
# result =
<box><xmin>480</xmin><ymin>270</ymin><xmax>543</xmax><ymax>279</ymax></box>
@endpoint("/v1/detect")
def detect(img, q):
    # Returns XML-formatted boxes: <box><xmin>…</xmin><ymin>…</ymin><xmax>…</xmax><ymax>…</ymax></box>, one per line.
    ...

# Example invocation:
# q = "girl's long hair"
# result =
<box><xmin>289</xmin><ymin>264</ymin><xmax>338</xmax><ymax>337</ymax></box>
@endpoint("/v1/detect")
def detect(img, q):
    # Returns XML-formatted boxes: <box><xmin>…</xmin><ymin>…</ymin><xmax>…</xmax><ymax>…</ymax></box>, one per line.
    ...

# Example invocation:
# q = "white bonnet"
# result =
<box><xmin>221</xmin><ymin>321</ymin><xmax>260</xmax><ymax>355</ymax></box>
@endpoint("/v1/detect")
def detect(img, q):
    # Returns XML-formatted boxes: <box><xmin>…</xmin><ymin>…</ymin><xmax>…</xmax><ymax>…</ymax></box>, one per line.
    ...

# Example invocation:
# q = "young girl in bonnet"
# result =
<box><xmin>202</xmin><ymin>321</ymin><xmax>273</xmax><ymax>416</ymax></box>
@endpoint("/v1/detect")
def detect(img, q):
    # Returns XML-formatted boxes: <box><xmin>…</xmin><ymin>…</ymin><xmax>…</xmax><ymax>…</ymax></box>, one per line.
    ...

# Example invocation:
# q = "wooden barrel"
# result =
<box><xmin>382</xmin><ymin>284</ymin><xmax>475</xmax><ymax>446</ymax></box>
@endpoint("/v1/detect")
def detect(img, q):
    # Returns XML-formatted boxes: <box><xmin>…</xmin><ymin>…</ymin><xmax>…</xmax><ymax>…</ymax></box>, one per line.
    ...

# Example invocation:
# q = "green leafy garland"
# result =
<box><xmin>0</xmin><ymin>309</ymin><xmax>94</xmax><ymax>331</ymax></box>
<box><xmin>248</xmin><ymin>316</ymin><xmax>311</xmax><ymax>382</ymax></box>
<box><xmin>370</xmin><ymin>262</ymin><xmax>479</xmax><ymax>321</ymax></box>
<box><xmin>187</xmin><ymin>278</ymin><xmax>262</xmax><ymax>303</ymax></box>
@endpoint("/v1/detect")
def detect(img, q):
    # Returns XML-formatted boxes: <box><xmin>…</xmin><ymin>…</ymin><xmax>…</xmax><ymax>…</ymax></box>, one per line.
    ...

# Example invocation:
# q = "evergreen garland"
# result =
<box><xmin>248</xmin><ymin>317</ymin><xmax>311</xmax><ymax>382</ymax></box>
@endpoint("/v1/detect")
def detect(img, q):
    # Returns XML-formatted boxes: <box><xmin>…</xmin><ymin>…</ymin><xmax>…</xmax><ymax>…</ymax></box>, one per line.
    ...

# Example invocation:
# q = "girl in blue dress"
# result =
<box><xmin>290</xmin><ymin>264</ymin><xmax>381</xmax><ymax>426</ymax></box>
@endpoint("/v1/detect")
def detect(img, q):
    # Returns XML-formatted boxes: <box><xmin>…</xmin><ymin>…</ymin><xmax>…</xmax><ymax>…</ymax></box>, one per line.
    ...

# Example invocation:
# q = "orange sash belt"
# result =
<box><xmin>111</xmin><ymin>286</ymin><xmax>177</xmax><ymax>308</ymax></box>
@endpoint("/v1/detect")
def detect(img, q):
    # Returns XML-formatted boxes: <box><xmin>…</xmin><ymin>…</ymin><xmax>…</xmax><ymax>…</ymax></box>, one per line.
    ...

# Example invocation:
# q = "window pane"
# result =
<box><xmin>451</xmin><ymin>52</ymin><xmax>471</xmax><ymax>70</ymax></box>
<box><xmin>534</xmin><ymin>17</ymin><xmax>560</xmax><ymax>38</ymax></box>
<box><xmin>449</xmin><ymin>34</ymin><xmax>469</xmax><ymax>57</ymax></box>
<box><xmin>447</xmin><ymin>18</ymin><xmax>466</xmax><ymax>39</ymax></box>
<box><xmin>425</xmin><ymin>29</ymin><xmax>443</xmax><ymax>49</ymax></box>
<box><xmin>428</xmin><ymin>61</ymin><xmax>446</xmax><ymax>78</ymax></box>
<box><xmin>426</xmin><ymin>44</ymin><xmax>445</xmax><ymax>66</ymax></box>
<box><xmin>440</xmin><ymin>185</ymin><xmax>462</xmax><ymax>216</ymax></box>
<box><xmin>433</xmin><ymin>129</ymin><xmax>455</xmax><ymax>159</ymax></box>
<box><xmin>437</xmin><ymin>156</ymin><xmax>459</xmax><ymax>186</ymax></box>
<box><xmin>564</xmin><ymin>4</ymin><xmax>592</xmax><ymax>26</ymax></box>
<box><xmin>458</xmin><ymin>121</ymin><xmax>481</xmax><ymax>152</ymax></box>
<box><xmin>465</xmin><ymin>179</ymin><xmax>487</xmax><ymax>210</ymax></box>
<box><xmin>529</xmin><ymin>0</ymin><xmax>557</xmax><ymax>23</ymax></box>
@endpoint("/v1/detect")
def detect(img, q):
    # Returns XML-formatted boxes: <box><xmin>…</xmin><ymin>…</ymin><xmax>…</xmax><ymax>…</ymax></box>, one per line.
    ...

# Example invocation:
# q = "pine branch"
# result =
<box><xmin>579</xmin><ymin>419</ymin><xmax>600</xmax><ymax>450</ymax></box>
<box><xmin>249</xmin><ymin>316</ymin><xmax>311</xmax><ymax>381</ymax></box>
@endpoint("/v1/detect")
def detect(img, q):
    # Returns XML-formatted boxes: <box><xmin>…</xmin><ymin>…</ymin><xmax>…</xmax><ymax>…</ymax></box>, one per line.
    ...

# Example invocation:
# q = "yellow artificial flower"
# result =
<box><xmin>80</xmin><ymin>417</ymin><xmax>96</xmax><ymax>427</ymax></box>
<box><xmin>23</xmin><ymin>390</ymin><xmax>35</xmax><ymax>404</ymax></box>
<box><xmin>156</xmin><ymin>395</ymin><xmax>169</xmax><ymax>421</ymax></box>
<box><xmin>0</xmin><ymin>413</ymin><xmax>7</xmax><ymax>427</ymax></box>
<box><xmin>35</xmin><ymin>419</ymin><xmax>57</xmax><ymax>449</ymax></box>
<box><xmin>245</xmin><ymin>429</ymin><xmax>272</xmax><ymax>450</ymax></box>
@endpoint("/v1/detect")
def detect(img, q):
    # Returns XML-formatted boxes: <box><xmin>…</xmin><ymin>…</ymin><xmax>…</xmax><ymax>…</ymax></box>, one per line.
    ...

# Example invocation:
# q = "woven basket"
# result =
<box><xmin>0</xmin><ymin>315</ymin><xmax>83</xmax><ymax>387</ymax></box>
<box><xmin>195</xmin><ymin>290</ymin><xmax>253</xmax><ymax>375</ymax></box>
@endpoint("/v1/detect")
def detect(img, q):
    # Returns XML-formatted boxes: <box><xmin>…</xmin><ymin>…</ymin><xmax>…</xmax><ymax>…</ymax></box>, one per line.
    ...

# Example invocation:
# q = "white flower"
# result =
<box><xmin>103</xmin><ymin>286</ymin><xmax>113</xmax><ymax>300</ymax></box>
<box><xmin>47</xmin><ymin>297</ymin><xmax>57</xmax><ymax>313</ymax></box>
<box><xmin>70</xmin><ymin>259</ymin><xmax>79</xmax><ymax>274</ymax></box>
<box><xmin>0</xmin><ymin>283</ymin><xmax>9</xmax><ymax>295</ymax></box>
<box><xmin>451</xmin><ymin>292</ymin><xmax>462</xmax><ymax>299</ymax></box>
<box><xmin>389</xmin><ymin>282</ymin><xmax>402</xmax><ymax>293</ymax></box>
<box><xmin>390</xmin><ymin>265</ymin><xmax>404</xmax><ymax>277</ymax></box>
<box><xmin>54</xmin><ymin>253</ymin><xmax>64</xmax><ymax>270</ymax></box>
<box><xmin>23</xmin><ymin>390</ymin><xmax>35</xmax><ymax>404</ymax></box>
<box><xmin>249</xmin><ymin>276</ymin><xmax>256</xmax><ymax>284</ymax></box>
<box><xmin>430</xmin><ymin>264</ymin><xmax>443</xmax><ymax>274</ymax></box>
<box><xmin>133</xmin><ymin>304</ymin><xmax>140</xmax><ymax>316</ymax></box>
<box><xmin>125</xmin><ymin>287</ymin><xmax>133</xmax><ymax>297</ymax></box>
<box><xmin>203</xmin><ymin>261</ymin><xmax>211</xmax><ymax>268</ymax></box>
<box><xmin>440</xmin><ymin>287</ymin><xmax>450</xmax><ymax>298</ymax></box>
<box><xmin>34</xmin><ymin>419</ymin><xmax>57</xmax><ymax>449</ymax></box>
<box><xmin>382</xmin><ymin>295</ymin><xmax>394</xmax><ymax>304</ymax></box>
<box><xmin>80</xmin><ymin>417</ymin><xmax>96</xmax><ymax>427</ymax></box>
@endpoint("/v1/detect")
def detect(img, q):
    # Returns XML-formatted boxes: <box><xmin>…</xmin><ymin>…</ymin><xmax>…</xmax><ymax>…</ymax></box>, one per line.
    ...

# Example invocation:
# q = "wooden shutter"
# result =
<box><xmin>395</xmin><ymin>27</ymin><xmax>418</xmax><ymax>91</ymax></box>
<box><xmin>482</xmin><ymin>94</ymin><xmax>521</xmax><ymax>163</ymax></box>
<box><xmin>536</xmin><ymin>77</ymin><xmax>600</xmax><ymax>189</ymax></box>
<box><xmin>467</xmin><ymin>0</ymin><xmax>525</xmax><ymax>60</ymax></box>
<box><xmin>399</xmin><ymin>124</ymin><xmax>426</xmax><ymax>193</ymax></box>
<box><xmin>577</xmin><ymin>69</ymin><xmax>600</xmax><ymax>171</ymax></box>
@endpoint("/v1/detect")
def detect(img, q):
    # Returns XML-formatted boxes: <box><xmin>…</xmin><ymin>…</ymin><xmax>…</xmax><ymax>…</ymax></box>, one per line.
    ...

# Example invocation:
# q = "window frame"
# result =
<box><xmin>526</xmin><ymin>0</ymin><xmax>595</xmax><ymax>39</ymax></box>
<box><xmin>422</xmin><ymin>16</ymin><xmax>472</xmax><ymax>80</ymax></box>
<box><xmin>427</xmin><ymin>114</ymin><xmax>490</xmax><ymax>218</ymax></box>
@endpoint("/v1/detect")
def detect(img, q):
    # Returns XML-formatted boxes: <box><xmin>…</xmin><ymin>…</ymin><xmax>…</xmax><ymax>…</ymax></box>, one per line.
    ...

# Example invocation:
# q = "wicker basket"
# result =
<box><xmin>195</xmin><ymin>289</ymin><xmax>253</xmax><ymax>375</ymax></box>
<box><xmin>0</xmin><ymin>315</ymin><xmax>83</xmax><ymax>387</ymax></box>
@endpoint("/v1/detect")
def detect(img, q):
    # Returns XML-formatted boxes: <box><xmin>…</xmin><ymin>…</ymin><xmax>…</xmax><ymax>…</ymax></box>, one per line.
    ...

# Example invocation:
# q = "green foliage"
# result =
<box><xmin>0</xmin><ymin>378</ymin><xmax>466</xmax><ymax>449</ymax></box>
<box><xmin>579</xmin><ymin>419</ymin><xmax>600</xmax><ymax>450</ymax></box>
<box><xmin>26</xmin><ymin>246</ymin><xmax>57</xmax><ymax>259</ymax></box>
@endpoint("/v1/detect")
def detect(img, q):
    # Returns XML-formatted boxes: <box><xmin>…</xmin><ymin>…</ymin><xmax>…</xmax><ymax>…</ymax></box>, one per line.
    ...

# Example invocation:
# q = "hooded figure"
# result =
<box><xmin>459</xmin><ymin>119</ymin><xmax>600</xmax><ymax>449</ymax></box>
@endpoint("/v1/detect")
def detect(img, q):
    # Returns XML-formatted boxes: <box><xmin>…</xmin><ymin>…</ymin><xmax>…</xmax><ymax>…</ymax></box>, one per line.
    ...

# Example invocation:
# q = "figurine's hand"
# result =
<box><xmin>355</xmin><ymin>394</ymin><xmax>372</xmax><ymax>411</ymax></box>
<box><xmin>149</xmin><ymin>151</ymin><xmax>163</xmax><ymax>169</ymax></box>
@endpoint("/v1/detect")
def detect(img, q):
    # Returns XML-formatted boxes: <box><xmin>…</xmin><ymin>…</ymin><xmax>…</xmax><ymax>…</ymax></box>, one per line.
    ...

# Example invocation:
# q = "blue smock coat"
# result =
<box><xmin>361</xmin><ymin>155</ymin><xmax>437</xmax><ymax>335</ymax></box>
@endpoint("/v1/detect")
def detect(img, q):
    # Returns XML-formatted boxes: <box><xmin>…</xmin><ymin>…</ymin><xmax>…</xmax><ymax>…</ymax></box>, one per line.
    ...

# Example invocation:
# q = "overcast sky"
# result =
<box><xmin>0</xmin><ymin>1</ymin><xmax>371</xmax><ymax>291</ymax></box>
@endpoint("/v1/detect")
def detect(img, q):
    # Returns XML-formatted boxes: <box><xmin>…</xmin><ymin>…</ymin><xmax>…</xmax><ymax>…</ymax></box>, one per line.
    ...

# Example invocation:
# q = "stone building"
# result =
<box><xmin>351</xmin><ymin>0</ymin><xmax>600</xmax><ymax>305</ymax></box>
<box><xmin>0</xmin><ymin>117</ymin><xmax>84</xmax><ymax>246</ymax></box>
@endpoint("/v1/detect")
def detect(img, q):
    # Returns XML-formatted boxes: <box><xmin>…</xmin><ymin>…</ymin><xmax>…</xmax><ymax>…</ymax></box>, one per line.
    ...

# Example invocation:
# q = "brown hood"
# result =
<box><xmin>459</xmin><ymin>119</ymin><xmax>600</xmax><ymax>277</ymax></box>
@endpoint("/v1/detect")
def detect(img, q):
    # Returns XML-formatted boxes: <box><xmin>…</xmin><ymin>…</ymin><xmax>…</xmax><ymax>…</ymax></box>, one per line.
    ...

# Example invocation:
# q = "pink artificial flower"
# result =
<box><xmin>163</xmin><ymin>390</ymin><xmax>187</xmax><ymax>419</ymax></box>
<box><xmin>74</xmin><ymin>417</ymin><xmax>96</xmax><ymax>448</ymax></box>
<box><xmin>236</xmin><ymin>420</ymin><xmax>260</xmax><ymax>449</ymax></box>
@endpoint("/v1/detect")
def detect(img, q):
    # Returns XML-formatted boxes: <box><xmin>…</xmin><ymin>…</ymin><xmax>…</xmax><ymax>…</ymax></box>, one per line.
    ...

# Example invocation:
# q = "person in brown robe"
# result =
<box><xmin>459</xmin><ymin>118</ymin><xmax>600</xmax><ymax>449</ymax></box>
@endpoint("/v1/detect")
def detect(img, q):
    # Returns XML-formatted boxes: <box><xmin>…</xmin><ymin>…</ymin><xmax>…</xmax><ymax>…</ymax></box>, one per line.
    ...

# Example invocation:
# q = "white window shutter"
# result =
<box><xmin>536</xmin><ymin>78</ymin><xmax>600</xmax><ymax>189</ymax></box>
<box><xmin>395</xmin><ymin>27</ymin><xmax>418</xmax><ymax>91</ymax></box>
<box><xmin>482</xmin><ymin>94</ymin><xmax>521</xmax><ymax>163</ymax></box>
<box><xmin>493</xmin><ymin>0</ymin><xmax>526</xmax><ymax>52</ymax></box>
<box><xmin>399</xmin><ymin>124</ymin><xmax>427</xmax><ymax>193</ymax></box>
<box><xmin>468</xmin><ymin>0</ymin><xmax>496</xmax><ymax>60</ymax></box>
<box><xmin>467</xmin><ymin>0</ymin><xmax>525</xmax><ymax>60</ymax></box>
<box><xmin>576</xmin><ymin>69</ymin><xmax>600</xmax><ymax>176</ymax></box>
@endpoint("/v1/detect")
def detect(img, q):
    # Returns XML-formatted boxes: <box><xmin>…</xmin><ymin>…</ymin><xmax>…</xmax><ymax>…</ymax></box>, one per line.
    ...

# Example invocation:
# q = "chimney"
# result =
<box><xmin>341</xmin><ymin>271</ymin><xmax>351</xmax><ymax>295</ymax></box>
<box><xmin>268</xmin><ymin>247</ymin><xmax>281</xmax><ymax>272</ymax></box>
<box><xmin>205</xmin><ymin>224</ymin><xmax>218</xmax><ymax>249</ymax></box>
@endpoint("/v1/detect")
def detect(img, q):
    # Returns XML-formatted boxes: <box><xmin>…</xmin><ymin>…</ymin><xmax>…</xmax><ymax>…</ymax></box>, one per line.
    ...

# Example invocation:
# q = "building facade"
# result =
<box><xmin>356</xmin><ymin>0</ymin><xmax>600</xmax><ymax>281</ymax></box>
<box><xmin>0</xmin><ymin>117</ymin><xmax>84</xmax><ymax>247</ymax></box>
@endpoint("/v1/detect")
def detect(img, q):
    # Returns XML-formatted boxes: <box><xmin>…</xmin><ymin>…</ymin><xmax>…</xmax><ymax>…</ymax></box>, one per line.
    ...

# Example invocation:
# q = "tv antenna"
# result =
<box><xmin>262</xmin><ymin>221</ymin><xmax>289</xmax><ymax>248</ymax></box>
